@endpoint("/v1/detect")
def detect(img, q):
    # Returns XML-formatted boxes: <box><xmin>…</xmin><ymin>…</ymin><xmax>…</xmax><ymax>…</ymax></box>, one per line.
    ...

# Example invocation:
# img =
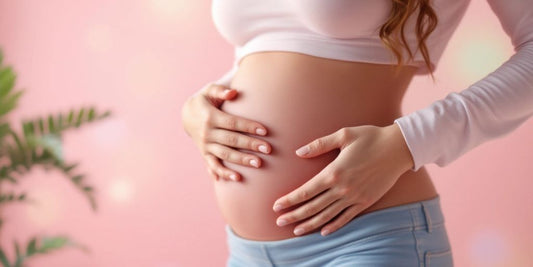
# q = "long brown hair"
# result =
<box><xmin>379</xmin><ymin>0</ymin><xmax>439</xmax><ymax>81</ymax></box>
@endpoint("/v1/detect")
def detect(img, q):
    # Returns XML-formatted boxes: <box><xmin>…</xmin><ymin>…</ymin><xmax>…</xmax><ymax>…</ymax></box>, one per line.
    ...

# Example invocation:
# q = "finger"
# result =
<box><xmin>293</xmin><ymin>200</ymin><xmax>351</xmax><ymax>236</ymax></box>
<box><xmin>208</xmin><ymin>128</ymin><xmax>271</xmax><ymax>154</ymax></box>
<box><xmin>210</xmin><ymin>108</ymin><xmax>268</xmax><ymax>136</ymax></box>
<box><xmin>204</xmin><ymin>154</ymin><xmax>240</xmax><ymax>181</ymax></box>
<box><xmin>295</xmin><ymin>128</ymin><xmax>346</xmax><ymax>158</ymax></box>
<box><xmin>206</xmin><ymin>167</ymin><xmax>219</xmax><ymax>181</ymax></box>
<box><xmin>206</xmin><ymin>143</ymin><xmax>262</xmax><ymax>168</ymax></box>
<box><xmin>205</xmin><ymin>83</ymin><xmax>238</xmax><ymax>100</ymax></box>
<box><xmin>275</xmin><ymin>189</ymin><xmax>338</xmax><ymax>227</ymax></box>
<box><xmin>321</xmin><ymin>204</ymin><xmax>364</xmax><ymax>236</ymax></box>
<box><xmin>272</xmin><ymin>166</ymin><xmax>335</xmax><ymax>211</ymax></box>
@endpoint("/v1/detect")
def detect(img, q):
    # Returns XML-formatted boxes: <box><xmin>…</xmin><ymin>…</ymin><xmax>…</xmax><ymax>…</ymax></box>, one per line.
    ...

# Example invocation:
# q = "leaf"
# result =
<box><xmin>0</xmin><ymin>175</ymin><xmax>17</xmax><ymax>184</ymax></box>
<box><xmin>13</xmin><ymin>241</ymin><xmax>24</xmax><ymax>267</ymax></box>
<box><xmin>0</xmin><ymin>192</ymin><xmax>27</xmax><ymax>204</ymax></box>
<box><xmin>0</xmin><ymin>90</ymin><xmax>23</xmax><ymax>117</ymax></box>
<box><xmin>0</xmin><ymin>247</ymin><xmax>11</xmax><ymax>267</ymax></box>
<box><xmin>4</xmin><ymin>236</ymin><xmax>88</xmax><ymax>267</ymax></box>
<box><xmin>47</xmin><ymin>114</ymin><xmax>55</xmax><ymax>133</ymax></box>
<box><xmin>31</xmin><ymin>134</ymin><xmax>63</xmax><ymax>162</ymax></box>
<box><xmin>0</xmin><ymin>66</ymin><xmax>15</xmax><ymax>99</ymax></box>
<box><xmin>37</xmin><ymin>118</ymin><xmax>45</xmax><ymax>135</ymax></box>
<box><xmin>87</xmin><ymin>107</ymin><xmax>95</xmax><ymax>121</ymax></box>
<box><xmin>75</xmin><ymin>108</ymin><xmax>85</xmax><ymax>127</ymax></box>
<box><xmin>71</xmin><ymin>174</ymin><xmax>84</xmax><ymax>183</ymax></box>
<box><xmin>82</xmin><ymin>186</ymin><xmax>93</xmax><ymax>192</ymax></box>
<box><xmin>0</xmin><ymin>122</ymin><xmax>10</xmax><ymax>140</ymax></box>
<box><xmin>54</xmin><ymin>161</ymin><xmax>97</xmax><ymax>211</ymax></box>
<box><xmin>0</xmin><ymin>166</ymin><xmax>17</xmax><ymax>184</ymax></box>
<box><xmin>67</xmin><ymin>109</ymin><xmax>74</xmax><ymax>124</ymax></box>
<box><xmin>63</xmin><ymin>163</ymin><xmax>78</xmax><ymax>174</ymax></box>
<box><xmin>21</xmin><ymin>120</ymin><xmax>35</xmax><ymax>138</ymax></box>
<box><xmin>100</xmin><ymin>110</ymin><xmax>112</xmax><ymax>119</ymax></box>
<box><xmin>21</xmin><ymin>108</ymin><xmax>110</xmax><ymax>139</ymax></box>
<box><xmin>5</xmin><ymin>144</ymin><xmax>23</xmax><ymax>168</ymax></box>
<box><xmin>14</xmin><ymin>242</ymin><xmax>21</xmax><ymax>262</ymax></box>
<box><xmin>39</xmin><ymin>237</ymin><xmax>70</xmax><ymax>253</ymax></box>
<box><xmin>57</xmin><ymin>113</ymin><xmax>64</xmax><ymax>131</ymax></box>
<box><xmin>26</xmin><ymin>238</ymin><xmax>37</xmax><ymax>257</ymax></box>
<box><xmin>7</xmin><ymin>129</ymin><xmax>31</xmax><ymax>168</ymax></box>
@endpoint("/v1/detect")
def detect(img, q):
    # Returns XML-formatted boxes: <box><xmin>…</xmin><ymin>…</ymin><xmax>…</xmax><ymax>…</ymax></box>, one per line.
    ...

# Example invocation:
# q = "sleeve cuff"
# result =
<box><xmin>393</xmin><ymin>118</ymin><xmax>421</xmax><ymax>172</ymax></box>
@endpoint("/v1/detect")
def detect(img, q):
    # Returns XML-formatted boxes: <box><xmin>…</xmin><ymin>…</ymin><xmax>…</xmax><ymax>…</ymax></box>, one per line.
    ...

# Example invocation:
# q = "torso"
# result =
<box><xmin>215</xmin><ymin>51</ymin><xmax>438</xmax><ymax>241</ymax></box>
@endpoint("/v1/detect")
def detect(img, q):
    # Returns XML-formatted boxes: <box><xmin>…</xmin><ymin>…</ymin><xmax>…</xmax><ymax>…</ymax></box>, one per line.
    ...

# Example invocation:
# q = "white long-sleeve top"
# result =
<box><xmin>211</xmin><ymin>0</ymin><xmax>533</xmax><ymax>172</ymax></box>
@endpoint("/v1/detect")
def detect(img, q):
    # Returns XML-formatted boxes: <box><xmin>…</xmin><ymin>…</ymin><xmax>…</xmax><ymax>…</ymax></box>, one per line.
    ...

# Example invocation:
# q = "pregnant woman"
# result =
<box><xmin>182</xmin><ymin>0</ymin><xmax>533</xmax><ymax>266</ymax></box>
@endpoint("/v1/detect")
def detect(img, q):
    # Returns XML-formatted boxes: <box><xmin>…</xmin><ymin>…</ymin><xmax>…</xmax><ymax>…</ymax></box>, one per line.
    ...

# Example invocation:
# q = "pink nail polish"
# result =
<box><xmin>273</xmin><ymin>204</ymin><xmax>283</xmax><ymax>212</ymax></box>
<box><xmin>250</xmin><ymin>159</ymin><xmax>259</xmax><ymax>168</ymax></box>
<box><xmin>294</xmin><ymin>228</ymin><xmax>304</xmax><ymax>235</ymax></box>
<box><xmin>295</xmin><ymin>146</ymin><xmax>309</xmax><ymax>156</ymax></box>
<box><xmin>256</xmin><ymin>128</ymin><xmax>267</xmax><ymax>135</ymax></box>
<box><xmin>276</xmin><ymin>219</ymin><xmax>287</xmax><ymax>226</ymax></box>
<box><xmin>258</xmin><ymin>145</ymin><xmax>268</xmax><ymax>154</ymax></box>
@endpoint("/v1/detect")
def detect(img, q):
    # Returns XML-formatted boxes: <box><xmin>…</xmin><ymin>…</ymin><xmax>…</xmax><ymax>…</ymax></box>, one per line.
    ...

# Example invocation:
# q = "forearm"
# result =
<box><xmin>384</xmin><ymin>123</ymin><xmax>415</xmax><ymax>172</ymax></box>
<box><xmin>394</xmin><ymin>41</ymin><xmax>533</xmax><ymax>171</ymax></box>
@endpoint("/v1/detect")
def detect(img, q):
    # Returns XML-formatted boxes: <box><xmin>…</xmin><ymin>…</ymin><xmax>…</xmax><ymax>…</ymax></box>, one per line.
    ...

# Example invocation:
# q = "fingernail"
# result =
<box><xmin>256</xmin><ymin>128</ymin><xmax>266</xmax><ymax>135</ymax></box>
<box><xmin>276</xmin><ymin>218</ymin><xmax>287</xmax><ymax>226</ymax></box>
<box><xmin>321</xmin><ymin>229</ymin><xmax>330</xmax><ymax>236</ymax></box>
<box><xmin>295</xmin><ymin>146</ymin><xmax>309</xmax><ymax>156</ymax></box>
<box><xmin>294</xmin><ymin>228</ymin><xmax>305</xmax><ymax>236</ymax></box>
<box><xmin>229</xmin><ymin>173</ymin><xmax>238</xmax><ymax>181</ymax></box>
<box><xmin>250</xmin><ymin>159</ymin><xmax>259</xmax><ymax>168</ymax></box>
<box><xmin>273</xmin><ymin>204</ymin><xmax>283</xmax><ymax>212</ymax></box>
<box><xmin>223</xmin><ymin>89</ymin><xmax>232</xmax><ymax>96</ymax></box>
<box><xmin>258</xmin><ymin>145</ymin><xmax>268</xmax><ymax>154</ymax></box>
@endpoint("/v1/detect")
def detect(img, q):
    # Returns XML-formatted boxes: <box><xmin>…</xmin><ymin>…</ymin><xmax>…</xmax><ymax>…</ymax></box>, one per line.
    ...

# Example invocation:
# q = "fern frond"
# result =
<box><xmin>0</xmin><ymin>192</ymin><xmax>26</xmax><ymax>205</ymax></box>
<box><xmin>53</xmin><ymin>161</ymin><xmax>97</xmax><ymax>211</ymax></box>
<box><xmin>21</xmin><ymin>107</ymin><xmax>111</xmax><ymax>137</ymax></box>
<box><xmin>0</xmin><ymin>236</ymin><xmax>87</xmax><ymax>267</ymax></box>
<box><xmin>0</xmin><ymin>64</ymin><xmax>24</xmax><ymax>118</ymax></box>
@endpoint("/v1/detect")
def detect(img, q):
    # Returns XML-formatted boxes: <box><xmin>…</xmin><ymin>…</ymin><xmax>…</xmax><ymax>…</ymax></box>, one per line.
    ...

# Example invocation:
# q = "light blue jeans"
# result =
<box><xmin>225</xmin><ymin>195</ymin><xmax>453</xmax><ymax>266</ymax></box>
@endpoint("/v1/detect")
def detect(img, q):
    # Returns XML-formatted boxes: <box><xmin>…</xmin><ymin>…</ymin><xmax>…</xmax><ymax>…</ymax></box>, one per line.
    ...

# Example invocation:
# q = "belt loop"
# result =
<box><xmin>260</xmin><ymin>244</ymin><xmax>275</xmax><ymax>266</ymax></box>
<box><xmin>422</xmin><ymin>203</ymin><xmax>432</xmax><ymax>233</ymax></box>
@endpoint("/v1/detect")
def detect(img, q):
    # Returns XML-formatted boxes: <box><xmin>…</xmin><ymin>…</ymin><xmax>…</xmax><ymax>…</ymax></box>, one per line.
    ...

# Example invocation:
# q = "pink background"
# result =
<box><xmin>0</xmin><ymin>1</ymin><xmax>532</xmax><ymax>266</ymax></box>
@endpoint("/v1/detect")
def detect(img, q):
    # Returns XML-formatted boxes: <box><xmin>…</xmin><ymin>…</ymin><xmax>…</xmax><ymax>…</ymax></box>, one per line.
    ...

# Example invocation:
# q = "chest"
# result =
<box><xmin>212</xmin><ymin>0</ymin><xmax>393</xmax><ymax>45</ymax></box>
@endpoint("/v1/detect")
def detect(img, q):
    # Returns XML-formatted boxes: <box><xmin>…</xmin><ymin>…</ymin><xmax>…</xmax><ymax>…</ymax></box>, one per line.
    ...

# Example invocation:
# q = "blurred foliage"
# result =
<box><xmin>0</xmin><ymin>49</ymin><xmax>111</xmax><ymax>266</ymax></box>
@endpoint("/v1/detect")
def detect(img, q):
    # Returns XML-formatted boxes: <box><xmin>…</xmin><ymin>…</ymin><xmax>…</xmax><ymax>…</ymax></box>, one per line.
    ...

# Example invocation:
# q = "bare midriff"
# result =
<box><xmin>215</xmin><ymin>51</ymin><xmax>438</xmax><ymax>241</ymax></box>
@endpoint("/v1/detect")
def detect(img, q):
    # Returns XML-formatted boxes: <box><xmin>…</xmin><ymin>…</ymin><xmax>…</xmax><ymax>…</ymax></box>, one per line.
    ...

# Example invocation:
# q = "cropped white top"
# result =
<box><xmin>211</xmin><ymin>0</ymin><xmax>533</xmax><ymax>172</ymax></box>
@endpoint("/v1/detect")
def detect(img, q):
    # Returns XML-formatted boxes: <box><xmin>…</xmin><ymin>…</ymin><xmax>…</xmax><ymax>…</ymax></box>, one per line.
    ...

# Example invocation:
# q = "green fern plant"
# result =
<box><xmin>0</xmin><ymin>49</ymin><xmax>111</xmax><ymax>266</ymax></box>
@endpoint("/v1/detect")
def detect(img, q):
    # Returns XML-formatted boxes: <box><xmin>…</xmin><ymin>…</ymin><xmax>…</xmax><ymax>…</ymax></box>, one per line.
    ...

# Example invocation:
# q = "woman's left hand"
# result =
<box><xmin>272</xmin><ymin>123</ymin><xmax>414</xmax><ymax>237</ymax></box>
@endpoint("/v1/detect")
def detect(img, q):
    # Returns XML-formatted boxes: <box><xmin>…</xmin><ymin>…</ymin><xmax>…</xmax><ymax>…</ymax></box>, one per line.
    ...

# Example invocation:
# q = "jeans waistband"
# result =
<box><xmin>225</xmin><ymin>194</ymin><xmax>444</xmax><ymax>264</ymax></box>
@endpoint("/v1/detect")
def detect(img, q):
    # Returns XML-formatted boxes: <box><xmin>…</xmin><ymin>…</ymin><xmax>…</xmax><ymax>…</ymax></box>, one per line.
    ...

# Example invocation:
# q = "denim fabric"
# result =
<box><xmin>225</xmin><ymin>195</ymin><xmax>453</xmax><ymax>267</ymax></box>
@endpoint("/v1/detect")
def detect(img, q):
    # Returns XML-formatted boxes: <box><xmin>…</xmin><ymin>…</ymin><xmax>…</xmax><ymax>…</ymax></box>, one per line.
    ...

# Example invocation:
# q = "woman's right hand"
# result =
<box><xmin>181</xmin><ymin>82</ymin><xmax>271</xmax><ymax>182</ymax></box>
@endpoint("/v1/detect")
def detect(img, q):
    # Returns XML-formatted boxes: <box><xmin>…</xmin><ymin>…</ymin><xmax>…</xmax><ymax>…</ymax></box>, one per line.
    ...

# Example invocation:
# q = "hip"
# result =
<box><xmin>225</xmin><ymin>194</ymin><xmax>452</xmax><ymax>267</ymax></box>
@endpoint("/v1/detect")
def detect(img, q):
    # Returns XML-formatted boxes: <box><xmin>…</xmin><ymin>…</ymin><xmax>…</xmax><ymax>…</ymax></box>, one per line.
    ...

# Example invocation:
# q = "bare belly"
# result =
<box><xmin>215</xmin><ymin>51</ymin><xmax>438</xmax><ymax>241</ymax></box>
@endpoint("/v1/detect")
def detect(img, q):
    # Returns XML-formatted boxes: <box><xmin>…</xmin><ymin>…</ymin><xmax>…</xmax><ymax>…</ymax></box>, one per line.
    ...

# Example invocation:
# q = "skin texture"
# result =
<box><xmin>181</xmin><ymin>51</ymin><xmax>438</xmax><ymax>241</ymax></box>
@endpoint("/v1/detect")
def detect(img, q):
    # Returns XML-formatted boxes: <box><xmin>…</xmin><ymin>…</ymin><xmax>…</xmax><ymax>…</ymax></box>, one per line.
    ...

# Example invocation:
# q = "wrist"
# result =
<box><xmin>384</xmin><ymin>123</ymin><xmax>414</xmax><ymax>172</ymax></box>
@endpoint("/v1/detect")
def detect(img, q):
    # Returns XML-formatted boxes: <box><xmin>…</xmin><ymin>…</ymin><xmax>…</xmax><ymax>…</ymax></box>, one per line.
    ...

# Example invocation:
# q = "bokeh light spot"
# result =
<box><xmin>124</xmin><ymin>53</ymin><xmax>167</xmax><ymax>98</ymax></box>
<box><xmin>25</xmin><ymin>190</ymin><xmax>62</xmax><ymax>227</ymax></box>
<box><xmin>108</xmin><ymin>178</ymin><xmax>135</xmax><ymax>203</ymax></box>
<box><xmin>85</xmin><ymin>118</ymin><xmax>128</xmax><ymax>150</ymax></box>
<box><xmin>85</xmin><ymin>24</ymin><xmax>113</xmax><ymax>53</ymax></box>
<box><xmin>469</xmin><ymin>228</ymin><xmax>509</xmax><ymax>265</ymax></box>
<box><xmin>453</xmin><ymin>34</ymin><xmax>509</xmax><ymax>81</ymax></box>
<box><xmin>148</xmin><ymin>0</ymin><xmax>193</xmax><ymax>23</ymax></box>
